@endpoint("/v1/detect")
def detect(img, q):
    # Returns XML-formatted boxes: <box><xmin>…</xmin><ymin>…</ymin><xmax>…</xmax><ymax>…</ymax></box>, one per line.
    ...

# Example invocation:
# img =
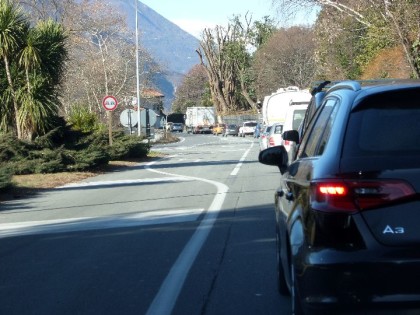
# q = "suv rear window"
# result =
<box><xmin>343</xmin><ymin>89</ymin><xmax>420</xmax><ymax>157</ymax></box>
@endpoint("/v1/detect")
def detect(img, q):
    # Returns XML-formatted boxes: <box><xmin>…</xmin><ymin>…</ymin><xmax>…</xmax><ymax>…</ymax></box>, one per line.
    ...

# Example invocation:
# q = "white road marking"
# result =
<box><xmin>0</xmin><ymin>208</ymin><xmax>204</xmax><ymax>238</ymax></box>
<box><xmin>145</xmin><ymin>162</ymin><xmax>229</xmax><ymax>315</ymax></box>
<box><xmin>56</xmin><ymin>177</ymin><xmax>189</xmax><ymax>189</ymax></box>
<box><xmin>230</xmin><ymin>142</ymin><xmax>254</xmax><ymax>176</ymax></box>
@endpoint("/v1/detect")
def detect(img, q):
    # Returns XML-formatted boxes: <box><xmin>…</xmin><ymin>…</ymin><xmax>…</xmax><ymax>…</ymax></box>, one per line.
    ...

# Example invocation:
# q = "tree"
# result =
<box><xmin>313</xmin><ymin>7</ymin><xmax>367</xmax><ymax>80</ymax></box>
<box><xmin>0</xmin><ymin>0</ymin><xmax>28</xmax><ymax>138</ymax></box>
<box><xmin>196</xmin><ymin>25</ymin><xmax>235</xmax><ymax>115</ymax></box>
<box><xmin>196</xmin><ymin>15</ymin><xmax>276</xmax><ymax>115</ymax></box>
<box><xmin>54</xmin><ymin>0</ymin><xmax>158</xmax><ymax>131</ymax></box>
<box><xmin>18</xmin><ymin>19</ymin><xmax>68</xmax><ymax>139</ymax></box>
<box><xmin>0</xmin><ymin>0</ymin><xmax>67</xmax><ymax>140</ymax></box>
<box><xmin>59</xmin><ymin>1</ymin><xmax>133</xmax><ymax>116</ymax></box>
<box><xmin>252</xmin><ymin>26</ymin><xmax>316</xmax><ymax>99</ymax></box>
<box><xmin>172</xmin><ymin>64</ymin><xmax>211</xmax><ymax>113</ymax></box>
<box><xmin>272</xmin><ymin>0</ymin><xmax>420</xmax><ymax>78</ymax></box>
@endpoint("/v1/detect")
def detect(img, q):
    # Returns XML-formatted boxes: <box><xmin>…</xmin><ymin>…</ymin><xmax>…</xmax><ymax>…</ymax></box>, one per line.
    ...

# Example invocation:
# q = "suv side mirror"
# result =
<box><xmin>258</xmin><ymin>145</ymin><xmax>288</xmax><ymax>174</ymax></box>
<box><xmin>282</xmin><ymin>130</ymin><xmax>300</xmax><ymax>143</ymax></box>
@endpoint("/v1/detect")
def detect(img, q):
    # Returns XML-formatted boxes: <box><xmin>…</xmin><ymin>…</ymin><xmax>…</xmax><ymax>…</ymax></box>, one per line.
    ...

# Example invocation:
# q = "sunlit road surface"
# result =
<box><xmin>0</xmin><ymin>134</ymin><xmax>290</xmax><ymax>315</ymax></box>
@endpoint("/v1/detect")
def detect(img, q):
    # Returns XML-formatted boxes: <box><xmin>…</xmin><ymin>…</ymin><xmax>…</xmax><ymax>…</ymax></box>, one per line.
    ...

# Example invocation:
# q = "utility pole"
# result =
<box><xmin>135</xmin><ymin>0</ymin><xmax>141</xmax><ymax>136</ymax></box>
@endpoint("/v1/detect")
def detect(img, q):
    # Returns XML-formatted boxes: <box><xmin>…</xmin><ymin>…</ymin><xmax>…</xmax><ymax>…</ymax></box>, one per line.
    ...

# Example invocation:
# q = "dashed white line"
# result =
<box><xmin>230</xmin><ymin>142</ymin><xmax>254</xmax><ymax>176</ymax></box>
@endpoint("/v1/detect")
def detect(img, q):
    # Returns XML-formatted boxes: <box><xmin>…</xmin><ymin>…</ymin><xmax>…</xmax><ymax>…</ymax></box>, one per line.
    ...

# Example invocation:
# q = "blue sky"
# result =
<box><xmin>139</xmin><ymin>0</ymin><xmax>277</xmax><ymax>37</ymax></box>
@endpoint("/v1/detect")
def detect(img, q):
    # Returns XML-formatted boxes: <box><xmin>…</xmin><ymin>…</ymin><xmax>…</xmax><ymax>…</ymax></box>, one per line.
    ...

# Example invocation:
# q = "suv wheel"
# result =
<box><xmin>276</xmin><ymin>229</ymin><xmax>289</xmax><ymax>295</ymax></box>
<box><xmin>291</xmin><ymin>262</ymin><xmax>304</xmax><ymax>315</ymax></box>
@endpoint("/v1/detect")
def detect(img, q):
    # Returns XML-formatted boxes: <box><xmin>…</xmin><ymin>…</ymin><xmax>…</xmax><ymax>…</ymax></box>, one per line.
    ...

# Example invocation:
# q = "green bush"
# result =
<box><xmin>35</xmin><ymin>159</ymin><xmax>65</xmax><ymax>173</ymax></box>
<box><xmin>67</xmin><ymin>104</ymin><xmax>103</xmax><ymax>133</ymax></box>
<box><xmin>69</xmin><ymin>149</ymin><xmax>110</xmax><ymax>171</ymax></box>
<box><xmin>0</xmin><ymin>166</ymin><xmax>13</xmax><ymax>191</ymax></box>
<box><xmin>0</xmin><ymin>133</ymin><xmax>34</xmax><ymax>161</ymax></box>
<box><xmin>0</xmin><ymin>129</ymin><xmax>150</xmax><ymax>175</ymax></box>
<box><xmin>108</xmin><ymin>133</ymin><xmax>150</xmax><ymax>160</ymax></box>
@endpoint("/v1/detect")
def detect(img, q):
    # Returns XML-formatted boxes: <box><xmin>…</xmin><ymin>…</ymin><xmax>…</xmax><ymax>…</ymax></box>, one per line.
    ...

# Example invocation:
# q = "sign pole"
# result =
<box><xmin>102</xmin><ymin>95</ymin><xmax>118</xmax><ymax>146</ymax></box>
<box><xmin>107</xmin><ymin>111</ymin><xmax>113</xmax><ymax>146</ymax></box>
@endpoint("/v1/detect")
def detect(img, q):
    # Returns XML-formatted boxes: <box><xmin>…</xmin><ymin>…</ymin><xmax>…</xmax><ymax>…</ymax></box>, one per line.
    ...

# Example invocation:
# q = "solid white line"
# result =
<box><xmin>230</xmin><ymin>142</ymin><xmax>254</xmax><ymax>176</ymax></box>
<box><xmin>56</xmin><ymin>177</ymin><xmax>189</xmax><ymax>189</ymax></box>
<box><xmin>0</xmin><ymin>209</ymin><xmax>205</xmax><ymax>238</ymax></box>
<box><xmin>145</xmin><ymin>162</ymin><xmax>229</xmax><ymax>315</ymax></box>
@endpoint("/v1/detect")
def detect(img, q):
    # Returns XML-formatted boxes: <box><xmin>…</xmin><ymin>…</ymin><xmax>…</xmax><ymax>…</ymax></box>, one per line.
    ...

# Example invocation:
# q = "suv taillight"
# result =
<box><xmin>269</xmin><ymin>137</ymin><xmax>275</xmax><ymax>146</ymax></box>
<box><xmin>310</xmin><ymin>180</ymin><xmax>415</xmax><ymax>213</ymax></box>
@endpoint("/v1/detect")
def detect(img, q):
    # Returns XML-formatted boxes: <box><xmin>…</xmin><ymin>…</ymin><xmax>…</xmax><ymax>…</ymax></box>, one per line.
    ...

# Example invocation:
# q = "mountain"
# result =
<box><xmin>107</xmin><ymin>0</ymin><xmax>201</xmax><ymax>110</ymax></box>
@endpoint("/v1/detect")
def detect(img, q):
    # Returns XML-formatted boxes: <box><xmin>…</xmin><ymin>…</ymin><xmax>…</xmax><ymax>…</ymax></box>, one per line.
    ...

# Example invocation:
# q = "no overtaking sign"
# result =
<box><xmin>102</xmin><ymin>95</ymin><xmax>118</xmax><ymax>111</ymax></box>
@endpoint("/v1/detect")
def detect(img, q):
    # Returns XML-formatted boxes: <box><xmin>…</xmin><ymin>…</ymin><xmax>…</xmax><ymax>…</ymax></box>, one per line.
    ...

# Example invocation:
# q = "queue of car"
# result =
<box><xmin>259</xmin><ymin>80</ymin><xmax>420</xmax><ymax>314</ymax></box>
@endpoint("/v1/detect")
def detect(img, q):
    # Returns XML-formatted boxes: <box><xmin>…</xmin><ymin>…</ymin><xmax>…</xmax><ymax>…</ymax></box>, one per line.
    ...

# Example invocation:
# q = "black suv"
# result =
<box><xmin>259</xmin><ymin>80</ymin><xmax>420</xmax><ymax>314</ymax></box>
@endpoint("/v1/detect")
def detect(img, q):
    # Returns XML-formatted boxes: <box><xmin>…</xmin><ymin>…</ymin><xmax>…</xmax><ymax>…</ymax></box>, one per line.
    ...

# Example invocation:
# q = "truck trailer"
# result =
<box><xmin>185</xmin><ymin>107</ymin><xmax>216</xmax><ymax>134</ymax></box>
<box><xmin>261</xmin><ymin>86</ymin><xmax>311</xmax><ymax>126</ymax></box>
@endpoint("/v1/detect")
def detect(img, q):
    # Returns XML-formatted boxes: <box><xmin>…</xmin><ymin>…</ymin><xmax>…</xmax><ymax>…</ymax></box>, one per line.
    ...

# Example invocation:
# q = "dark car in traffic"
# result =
<box><xmin>259</xmin><ymin>80</ymin><xmax>420</xmax><ymax>314</ymax></box>
<box><xmin>223</xmin><ymin>124</ymin><xmax>239</xmax><ymax>136</ymax></box>
<box><xmin>171</xmin><ymin>122</ymin><xmax>183</xmax><ymax>132</ymax></box>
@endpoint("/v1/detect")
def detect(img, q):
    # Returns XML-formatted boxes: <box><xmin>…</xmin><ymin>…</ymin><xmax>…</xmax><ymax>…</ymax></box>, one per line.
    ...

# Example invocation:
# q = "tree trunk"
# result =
<box><xmin>3</xmin><ymin>55</ymin><xmax>22</xmax><ymax>139</ymax></box>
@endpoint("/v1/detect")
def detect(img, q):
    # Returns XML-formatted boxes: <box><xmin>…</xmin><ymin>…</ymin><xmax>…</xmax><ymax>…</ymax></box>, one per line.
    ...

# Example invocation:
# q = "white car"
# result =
<box><xmin>239</xmin><ymin>121</ymin><xmax>257</xmax><ymax>137</ymax></box>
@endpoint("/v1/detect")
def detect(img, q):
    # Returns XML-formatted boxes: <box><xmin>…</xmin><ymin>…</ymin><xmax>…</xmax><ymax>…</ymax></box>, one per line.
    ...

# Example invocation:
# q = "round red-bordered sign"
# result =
<box><xmin>102</xmin><ymin>95</ymin><xmax>118</xmax><ymax>111</ymax></box>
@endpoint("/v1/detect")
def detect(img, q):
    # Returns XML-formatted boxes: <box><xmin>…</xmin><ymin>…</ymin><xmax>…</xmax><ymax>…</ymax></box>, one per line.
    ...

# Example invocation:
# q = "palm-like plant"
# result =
<box><xmin>0</xmin><ymin>0</ymin><xmax>68</xmax><ymax>140</ymax></box>
<box><xmin>19</xmin><ymin>25</ymin><xmax>41</xmax><ymax>93</ymax></box>
<box><xmin>18</xmin><ymin>19</ymin><xmax>67</xmax><ymax>139</ymax></box>
<box><xmin>0</xmin><ymin>0</ymin><xmax>28</xmax><ymax>139</ymax></box>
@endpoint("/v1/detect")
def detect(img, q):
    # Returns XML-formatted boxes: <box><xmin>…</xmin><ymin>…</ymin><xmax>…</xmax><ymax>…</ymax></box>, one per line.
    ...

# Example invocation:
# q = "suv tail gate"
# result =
<box><xmin>339</xmin><ymin>87</ymin><xmax>420</xmax><ymax>246</ymax></box>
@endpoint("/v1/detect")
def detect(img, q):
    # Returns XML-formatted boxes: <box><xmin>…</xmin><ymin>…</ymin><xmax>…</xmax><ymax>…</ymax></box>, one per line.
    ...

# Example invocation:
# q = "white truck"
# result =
<box><xmin>185</xmin><ymin>106</ymin><xmax>216</xmax><ymax>134</ymax></box>
<box><xmin>261</xmin><ymin>86</ymin><xmax>312</xmax><ymax>126</ymax></box>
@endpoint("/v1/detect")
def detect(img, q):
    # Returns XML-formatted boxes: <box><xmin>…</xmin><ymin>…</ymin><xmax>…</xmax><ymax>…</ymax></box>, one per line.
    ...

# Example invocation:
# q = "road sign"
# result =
<box><xmin>120</xmin><ymin>109</ymin><xmax>138</xmax><ymax>127</ymax></box>
<box><xmin>140</xmin><ymin>109</ymin><xmax>157</xmax><ymax>126</ymax></box>
<box><xmin>102</xmin><ymin>95</ymin><xmax>118</xmax><ymax>111</ymax></box>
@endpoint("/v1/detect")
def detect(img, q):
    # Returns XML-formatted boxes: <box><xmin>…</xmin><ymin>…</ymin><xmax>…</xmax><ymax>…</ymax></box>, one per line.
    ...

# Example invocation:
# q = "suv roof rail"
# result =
<box><xmin>310</xmin><ymin>79</ymin><xmax>415</xmax><ymax>95</ymax></box>
<box><xmin>327</xmin><ymin>80</ymin><xmax>362</xmax><ymax>93</ymax></box>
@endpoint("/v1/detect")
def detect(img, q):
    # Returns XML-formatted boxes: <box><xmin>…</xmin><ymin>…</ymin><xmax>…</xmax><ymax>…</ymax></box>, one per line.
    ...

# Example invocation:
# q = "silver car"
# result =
<box><xmin>171</xmin><ymin>123</ymin><xmax>183</xmax><ymax>132</ymax></box>
<box><xmin>266</xmin><ymin>123</ymin><xmax>283</xmax><ymax>148</ymax></box>
<box><xmin>258</xmin><ymin>124</ymin><xmax>272</xmax><ymax>151</ymax></box>
<box><xmin>223</xmin><ymin>124</ymin><xmax>239</xmax><ymax>136</ymax></box>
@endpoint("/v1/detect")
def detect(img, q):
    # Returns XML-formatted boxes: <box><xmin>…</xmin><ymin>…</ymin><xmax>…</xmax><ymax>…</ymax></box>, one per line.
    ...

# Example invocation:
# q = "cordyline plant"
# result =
<box><xmin>0</xmin><ymin>0</ymin><xmax>68</xmax><ymax>141</ymax></box>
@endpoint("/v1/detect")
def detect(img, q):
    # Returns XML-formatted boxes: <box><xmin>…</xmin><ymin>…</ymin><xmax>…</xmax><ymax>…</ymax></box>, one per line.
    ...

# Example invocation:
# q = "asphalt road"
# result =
<box><xmin>0</xmin><ymin>133</ymin><xmax>291</xmax><ymax>315</ymax></box>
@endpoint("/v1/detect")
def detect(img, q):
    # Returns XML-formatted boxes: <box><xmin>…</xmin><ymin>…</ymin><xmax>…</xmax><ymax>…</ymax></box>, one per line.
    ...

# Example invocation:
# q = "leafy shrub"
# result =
<box><xmin>33</xmin><ymin>125</ymin><xmax>66</xmax><ymax>149</ymax></box>
<box><xmin>0</xmin><ymin>133</ymin><xmax>35</xmax><ymax>161</ymax></box>
<box><xmin>69</xmin><ymin>149</ymin><xmax>110</xmax><ymax>171</ymax></box>
<box><xmin>35</xmin><ymin>159</ymin><xmax>65</xmax><ymax>173</ymax></box>
<box><xmin>6</xmin><ymin>159</ymin><xmax>39</xmax><ymax>175</ymax></box>
<box><xmin>108</xmin><ymin>132</ymin><xmax>150</xmax><ymax>160</ymax></box>
<box><xmin>0</xmin><ymin>166</ymin><xmax>13</xmax><ymax>191</ymax></box>
<box><xmin>67</xmin><ymin>104</ymin><xmax>103</xmax><ymax>133</ymax></box>
<box><xmin>0</xmin><ymin>129</ymin><xmax>149</xmax><ymax>175</ymax></box>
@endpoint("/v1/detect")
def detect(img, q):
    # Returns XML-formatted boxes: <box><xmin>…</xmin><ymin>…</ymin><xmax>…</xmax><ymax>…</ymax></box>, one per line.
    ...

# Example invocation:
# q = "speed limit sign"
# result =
<box><xmin>102</xmin><ymin>95</ymin><xmax>118</xmax><ymax>111</ymax></box>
